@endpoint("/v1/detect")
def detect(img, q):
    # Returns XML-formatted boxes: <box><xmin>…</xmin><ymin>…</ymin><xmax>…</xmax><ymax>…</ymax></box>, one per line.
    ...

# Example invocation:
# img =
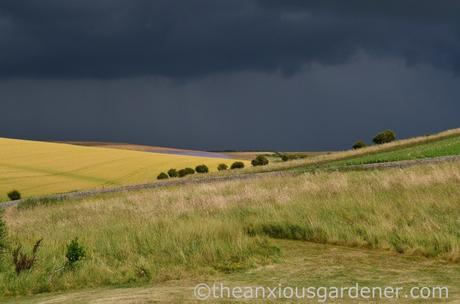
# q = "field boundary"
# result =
<box><xmin>2</xmin><ymin>155</ymin><xmax>460</xmax><ymax>209</ymax></box>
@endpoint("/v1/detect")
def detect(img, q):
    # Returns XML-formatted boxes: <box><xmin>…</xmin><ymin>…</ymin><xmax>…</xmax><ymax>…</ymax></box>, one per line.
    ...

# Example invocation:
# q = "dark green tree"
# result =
<box><xmin>373</xmin><ymin>130</ymin><xmax>396</xmax><ymax>145</ymax></box>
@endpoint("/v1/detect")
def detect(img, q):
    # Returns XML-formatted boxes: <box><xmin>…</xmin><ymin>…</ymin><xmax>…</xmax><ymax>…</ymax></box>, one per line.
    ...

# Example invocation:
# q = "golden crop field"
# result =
<box><xmin>0</xmin><ymin>137</ymin><xmax>244</xmax><ymax>201</ymax></box>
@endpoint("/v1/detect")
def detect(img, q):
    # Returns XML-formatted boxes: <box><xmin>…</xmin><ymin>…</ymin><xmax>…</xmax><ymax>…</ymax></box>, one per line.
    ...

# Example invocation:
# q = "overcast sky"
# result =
<box><xmin>1</xmin><ymin>1</ymin><xmax>459</xmax><ymax>151</ymax></box>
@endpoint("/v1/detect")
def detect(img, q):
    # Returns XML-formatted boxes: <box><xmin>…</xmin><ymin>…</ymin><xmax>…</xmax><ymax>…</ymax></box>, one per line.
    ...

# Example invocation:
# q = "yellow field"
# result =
<box><xmin>0</xmin><ymin>137</ymin><xmax>244</xmax><ymax>200</ymax></box>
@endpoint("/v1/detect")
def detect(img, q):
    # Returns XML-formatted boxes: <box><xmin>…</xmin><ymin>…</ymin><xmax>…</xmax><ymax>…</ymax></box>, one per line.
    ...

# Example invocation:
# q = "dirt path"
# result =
<box><xmin>2</xmin><ymin>155</ymin><xmax>460</xmax><ymax>209</ymax></box>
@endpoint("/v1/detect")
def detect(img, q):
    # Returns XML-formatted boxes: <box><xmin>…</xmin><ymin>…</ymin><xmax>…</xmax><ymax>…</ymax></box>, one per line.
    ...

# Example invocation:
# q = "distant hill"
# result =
<box><xmin>57</xmin><ymin>141</ymin><xmax>234</xmax><ymax>159</ymax></box>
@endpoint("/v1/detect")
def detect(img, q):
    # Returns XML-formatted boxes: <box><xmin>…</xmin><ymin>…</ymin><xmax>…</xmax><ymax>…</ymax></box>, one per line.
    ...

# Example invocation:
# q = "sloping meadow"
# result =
<box><xmin>1</xmin><ymin>161</ymin><xmax>459</xmax><ymax>295</ymax></box>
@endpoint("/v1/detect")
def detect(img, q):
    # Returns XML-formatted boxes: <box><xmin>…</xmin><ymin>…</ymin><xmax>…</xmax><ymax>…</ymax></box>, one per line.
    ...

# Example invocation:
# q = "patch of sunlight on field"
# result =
<box><xmin>0</xmin><ymin>137</ymin><xmax>244</xmax><ymax>200</ymax></box>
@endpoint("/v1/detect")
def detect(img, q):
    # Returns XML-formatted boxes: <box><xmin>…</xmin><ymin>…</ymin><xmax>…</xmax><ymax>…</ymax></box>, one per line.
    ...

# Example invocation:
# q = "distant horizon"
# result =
<box><xmin>2</xmin><ymin>125</ymin><xmax>458</xmax><ymax>153</ymax></box>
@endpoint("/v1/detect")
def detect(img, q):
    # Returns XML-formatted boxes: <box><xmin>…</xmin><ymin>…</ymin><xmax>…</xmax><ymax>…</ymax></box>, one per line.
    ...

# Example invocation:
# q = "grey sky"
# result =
<box><xmin>0</xmin><ymin>1</ymin><xmax>459</xmax><ymax>150</ymax></box>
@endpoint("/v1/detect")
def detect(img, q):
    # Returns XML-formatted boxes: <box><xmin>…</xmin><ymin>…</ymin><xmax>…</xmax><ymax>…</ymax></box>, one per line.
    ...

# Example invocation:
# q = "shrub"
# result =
<box><xmin>352</xmin><ymin>141</ymin><xmax>367</xmax><ymax>150</ymax></box>
<box><xmin>195</xmin><ymin>165</ymin><xmax>209</xmax><ymax>173</ymax></box>
<box><xmin>0</xmin><ymin>210</ymin><xmax>7</xmax><ymax>254</ymax></box>
<box><xmin>167</xmin><ymin>169</ymin><xmax>178</xmax><ymax>178</ymax></box>
<box><xmin>12</xmin><ymin>239</ymin><xmax>42</xmax><ymax>275</ymax></box>
<box><xmin>7</xmin><ymin>190</ymin><xmax>21</xmax><ymax>201</ymax></box>
<box><xmin>373</xmin><ymin>130</ymin><xmax>396</xmax><ymax>145</ymax></box>
<box><xmin>279</xmin><ymin>154</ymin><xmax>289</xmax><ymax>162</ymax></box>
<box><xmin>217</xmin><ymin>163</ymin><xmax>228</xmax><ymax>171</ymax></box>
<box><xmin>157</xmin><ymin>172</ymin><xmax>169</xmax><ymax>180</ymax></box>
<box><xmin>251</xmin><ymin>155</ymin><xmax>269</xmax><ymax>166</ymax></box>
<box><xmin>178</xmin><ymin>169</ymin><xmax>188</xmax><ymax>178</ymax></box>
<box><xmin>230</xmin><ymin>161</ymin><xmax>245</xmax><ymax>169</ymax></box>
<box><xmin>178</xmin><ymin>168</ymin><xmax>195</xmax><ymax>178</ymax></box>
<box><xmin>66</xmin><ymin>238</ymin><xmax>86</xmax><ymax>267</ymax></box>
<box><xmin>274</xmin><ymin>152</ymin><xmax>303</xmax><ymax>162</ymax></box>
<box><xmin>184</xmin><ymin>167</ymin><xmax>195</xmax><ymax>175</ymax></box>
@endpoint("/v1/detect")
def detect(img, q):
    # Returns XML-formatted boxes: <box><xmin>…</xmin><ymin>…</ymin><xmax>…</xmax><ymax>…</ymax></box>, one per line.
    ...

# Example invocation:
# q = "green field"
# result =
<box><xmin>1</xmin><ymin>160</ymin><xmax>458</xmax><ymax>300</ymax></box>
<box><xmin>324</xmin><ymin>135</ymin><xmax>460</xmax><ymax>168</ymax></box>
<box><xmin>0</xmin><ymin>138</ymin><xmax>245</xmax><ymax>201</ymax></box>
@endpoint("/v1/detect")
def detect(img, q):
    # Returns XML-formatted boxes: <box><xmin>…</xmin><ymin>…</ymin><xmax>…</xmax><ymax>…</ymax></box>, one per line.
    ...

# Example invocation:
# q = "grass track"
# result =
<box><xmin>4</xmin><ymin>240</ymin><xmax>458</xmax><ymax>303</ymax></box>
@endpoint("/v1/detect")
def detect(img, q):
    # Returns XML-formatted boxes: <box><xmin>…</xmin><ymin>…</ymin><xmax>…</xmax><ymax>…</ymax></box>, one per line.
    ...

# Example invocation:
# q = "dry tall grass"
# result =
<box><xmin>1</xmin><ymin>160</ymin><xmax>459</xmax><ymax>295</ymax></box>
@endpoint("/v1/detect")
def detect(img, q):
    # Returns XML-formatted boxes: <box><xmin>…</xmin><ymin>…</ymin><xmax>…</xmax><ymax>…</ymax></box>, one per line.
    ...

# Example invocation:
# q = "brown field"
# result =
<box><xmin>58</xmin><ymin>141</ymin><xmax>233</xmax><ymax>159</ymax></box>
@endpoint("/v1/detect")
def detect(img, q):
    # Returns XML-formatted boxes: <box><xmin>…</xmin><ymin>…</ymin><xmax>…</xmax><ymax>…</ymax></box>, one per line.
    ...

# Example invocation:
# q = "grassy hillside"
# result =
<box><xmin>295</xmin><ymin>133</ymin><xmax>460</xmax><ymax>172</ymax></box>
<box><xmin>245</xmin><ymin>128</ymin><xmax>460</xmax><ymax>173</ymax></box>
<box><xmin>0</xmin><ymin>138</ymin><xmax>243</xmax><ymax>201</ymax></box>
<box><xmin>1</xmin><ymin>160</ymin><xmax>458</xmax><ymax>296</ymax></box>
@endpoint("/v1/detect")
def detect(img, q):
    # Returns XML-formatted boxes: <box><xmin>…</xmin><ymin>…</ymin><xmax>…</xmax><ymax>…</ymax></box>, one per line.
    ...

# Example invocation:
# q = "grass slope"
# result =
<box><xmin>243</xmin><ymin>128</ymin><xmax>460</xmax><ymax>174</ymax></box>
<box><xmin>1</xmin><ymin>160</ymin><xmax>458</xmax><ymax>297</ymax></box>
<box><xmin>0</xmin><ymin>137</ymin><xmax>243</xmax><ymax>201</ymax></box>
<box><xmin>297</xmin><ymin>133</ymin><xmax>460</xmax><ymax>172</ymax></box>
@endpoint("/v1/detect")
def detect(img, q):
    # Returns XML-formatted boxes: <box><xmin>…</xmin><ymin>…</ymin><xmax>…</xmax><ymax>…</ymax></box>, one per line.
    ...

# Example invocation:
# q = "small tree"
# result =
<box><xmin>352</xmin><ymin>141</ymin><xmax>367</xmax><ymax>150</ymax></box>
<box><xmin>217</xmin><ymin>163</ymin><xmax>228</xmax><ymax>171</ymax></box>
<box><xmin>7</xmin><ymin>190</ymin><xmax>21</xmax><ymax>201</ymax></box>
<box><xmin>66</xmin><ymin>238</ymin><xmax>86</xmax><ymax>268</ymax></box>
<box><xmin>157</xmin><ymin>172</ymin><xmax>169</xmax><ymax>180</ymax></box>
<box><xmin>167</xmin><ymin>169</ymin><xmax>178</xmax><ymax>178</ymax></box>
<box><xmin>373</xmin><ymin>130</ymin><xmax>396</xmax><ymax>145</ymax></box>
<box><xmin>251</xmin><ymin>155</ymin><xmax>269</xmax><ymax>167</ymax></box>
<box><xmin>230</xmin><ymin>161</ymin><xmax>245</xmax><ymax>169</ymax></box>
<box><xmin>195</xmin><ymin>165</ymin><xmax>209</xmax><ymax>173</ymax></box>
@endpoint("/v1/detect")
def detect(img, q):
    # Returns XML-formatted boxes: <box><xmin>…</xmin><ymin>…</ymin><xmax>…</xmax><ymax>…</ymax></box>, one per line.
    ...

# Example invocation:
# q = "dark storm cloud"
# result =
<box><xmin>1</xmin><ymin>56</ymin><xmax>459</xmax><ymax>150</ymax></box>
<box><xmin>1</xmin><ymin>0</ymin><xmax>459</xmax><ymax>79</ymax></box>
<box><xmin>1</xmin><ymin>1</ymin><xmax>460</xmax><ymax>150</ymax></box>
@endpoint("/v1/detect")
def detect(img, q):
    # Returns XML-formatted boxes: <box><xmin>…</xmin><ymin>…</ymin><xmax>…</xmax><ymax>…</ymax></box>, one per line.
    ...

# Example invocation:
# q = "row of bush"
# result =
<box><xmin>3</xmin><ymin>157</ymin><xmax>271</xmax><ymax>199</ymax></box>
<box><xmin>157</xmin><ymin>156</ymin><xmax>269</xmax><ymax>180</ymax></box>
<box><xmin>352</xmin><ymin>129</ymin><xmax>396</xmax><ymax>150</ymax></box>
<box><xmin>157</xmin><ymin>161</ymin><xmax>243</xmax><ymax>180</ymax></box>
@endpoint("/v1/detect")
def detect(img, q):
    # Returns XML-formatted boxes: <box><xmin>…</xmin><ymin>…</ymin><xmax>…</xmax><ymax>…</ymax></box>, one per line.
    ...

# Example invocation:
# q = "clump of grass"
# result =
<box><xmin>17</xmin><ymin>197</ymin><xmax>64</xmax><ymax>210</ymax></box>
<box><xmin>0</xmin><ymin>210</ymin><xmax>7</xmax><ymax>254</ymax></box>
<box><xmin>12</xmin><ymin>239</ymin><xmax>42</xmax><ymax>275</ymax></box>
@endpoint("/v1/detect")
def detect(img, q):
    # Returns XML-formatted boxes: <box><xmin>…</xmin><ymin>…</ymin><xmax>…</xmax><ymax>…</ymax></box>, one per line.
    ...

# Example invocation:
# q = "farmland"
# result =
<box><xmin>0</xmin><ymin>138</ymin><xmax>242</xmax><ymax>201</ymax></box>
<box><xmin>1</xmin><ymin>130</ymin><xmax>460</xmax><ymax>302</ymax></box>
<box><xmin>1</xmin><ymin>160</ymin><xmax>459</xmax><ymax>300</ymax></box>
